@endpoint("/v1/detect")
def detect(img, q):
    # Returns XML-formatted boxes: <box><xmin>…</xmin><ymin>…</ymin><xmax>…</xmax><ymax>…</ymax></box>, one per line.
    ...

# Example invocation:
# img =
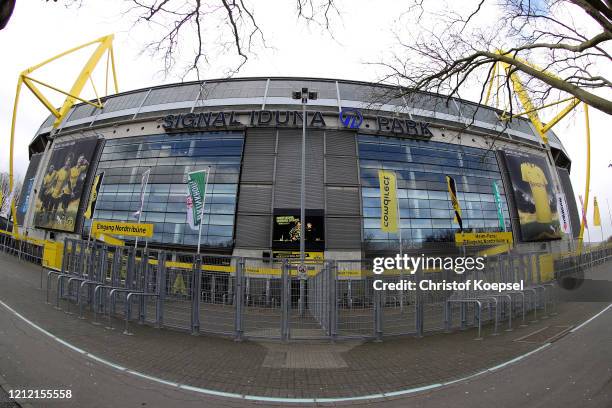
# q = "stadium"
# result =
<box><xmin>4</xmin><ymin>76</ymin><xmax>599</xmax><ymax>340</ymax></box>
<box><xmin>17</xmin><ymin>77</ymin><xmax>580</xmax><ymax>260</ymax></box>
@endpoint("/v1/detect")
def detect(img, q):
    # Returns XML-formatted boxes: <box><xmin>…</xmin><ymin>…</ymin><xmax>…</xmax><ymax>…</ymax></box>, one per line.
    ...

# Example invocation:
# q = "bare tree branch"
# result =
<box><xmin>383</xmin><ymin>0</ymin><xmax>612</xmax><ymax>117</ymax></box>
<box><xmin>121</xmin><ymin>0</ymin><xmax>338</xmax><ymax>77</ymax></box>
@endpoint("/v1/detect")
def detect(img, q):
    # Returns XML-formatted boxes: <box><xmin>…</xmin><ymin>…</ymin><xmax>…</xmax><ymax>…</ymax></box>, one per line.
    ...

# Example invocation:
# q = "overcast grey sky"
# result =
<box><xmin>0</xmin><ymin>0</ymin><xmax>610</xmax><ymax>240</ymax></box>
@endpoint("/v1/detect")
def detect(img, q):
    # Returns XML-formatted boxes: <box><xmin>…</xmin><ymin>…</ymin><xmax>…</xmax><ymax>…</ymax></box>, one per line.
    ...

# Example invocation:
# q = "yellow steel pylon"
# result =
<box><xmin>8</xmin><ymin>34</ymin><xmax>119</xmax><ymax>236</ymax></box>
<box><xmin>484</xmin><ymin>51</ymin><xmax>591</xmax><ymax>251</ymax></box>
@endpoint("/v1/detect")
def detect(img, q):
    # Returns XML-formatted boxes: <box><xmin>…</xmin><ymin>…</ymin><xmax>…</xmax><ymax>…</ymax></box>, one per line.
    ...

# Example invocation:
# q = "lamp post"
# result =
<box><xmin>292</xmin><ymin>87</ymin><xmax>317</xmax><ymax>316</ymax></box>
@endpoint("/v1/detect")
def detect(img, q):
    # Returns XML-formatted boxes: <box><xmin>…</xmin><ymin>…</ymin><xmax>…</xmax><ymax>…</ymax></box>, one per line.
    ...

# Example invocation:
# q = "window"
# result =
<box><xmin>359</xmin><ymin>135</ymin><xmax>510</xmax><ymax>246</ymax></box>
<box><xmin>92</xmin><ymin>131</ymin><xmax>243</xmax><ymax>248</ymax></box>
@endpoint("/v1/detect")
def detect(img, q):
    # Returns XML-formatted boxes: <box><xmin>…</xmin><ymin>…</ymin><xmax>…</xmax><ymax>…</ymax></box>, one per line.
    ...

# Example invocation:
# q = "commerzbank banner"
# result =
<box><xmin>378</xmin><ymin>169</ymin><xmax>399</xmax><ymax>233</ymax></box>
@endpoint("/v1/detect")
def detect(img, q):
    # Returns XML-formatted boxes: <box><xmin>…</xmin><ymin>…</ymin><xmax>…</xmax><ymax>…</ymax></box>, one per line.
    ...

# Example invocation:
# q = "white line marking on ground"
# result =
<box><xmin>0</xmin><ymin>298</ymin><xmax>608</xmax><ymax>404</ymax></box>
<box><xmin>513</xmin><ymin>325</ymin><xmax>550</xmax><ymax>342</ymax></box>
<box><xmin>570</xmin><ymin>303</ymin><xmax>612</xmax><ymax>333</ymax></box>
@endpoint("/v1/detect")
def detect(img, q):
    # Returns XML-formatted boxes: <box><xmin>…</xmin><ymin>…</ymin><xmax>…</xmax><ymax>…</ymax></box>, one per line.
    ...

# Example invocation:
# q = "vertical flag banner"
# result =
<box><xmin>0</xmin><ymin>174</ymin><xmax>8</xmax><ymax>215</ymax></box>
<box><xmin>579</xmin><ymin>195</ymin><xmax>588</xmax><ymax>229</ymax></box>
<box><xmin>593</xmin><ymin>196</ymin><xmax>601</xmax><ymax>226</ymax></box>
<box><xmin>378</xmin><ymin>169</ymin><xmax>398</xmax><ymax>233</ymax></box>
<box><xmin>133</xmin><ymin>169</ymin><xmax>151</xmax><ymax>219</ymax></box>
<box><xmin>186</xmin><ymin>194</ymin><xmax>198</xmax><ymax>231</ymax></box>
<box><xmin>556</xmin><ymin>193</ymin><xmax>571</xmax><ymax>235</ymax></box>
<box><xmin>0</xmin><ymin>189</ymin><xmax>15</xmax><ymax>219</ymax></box>
<box><xmin>18</xmin><ymin>178</ymin><xmax>35</xmax><ymax>221</ymax></box>
<box><xmin>84</xmin><ymin>172</ymin><xmax>104</xmax><ymax>219</ymax></box>
<box><xmin>188</xmin><ymin>170</ymin><xmax>209</xmax><ymax>226</ymax></box>
<box><xmin>492</xmin><ymin>181</ymin><xmax>506</xmax><ymax>231</ymax></box>
<box><xmin>446</xmin><ymin>175</ymin><xmax>463</xmax><ymax>232</ymax></box>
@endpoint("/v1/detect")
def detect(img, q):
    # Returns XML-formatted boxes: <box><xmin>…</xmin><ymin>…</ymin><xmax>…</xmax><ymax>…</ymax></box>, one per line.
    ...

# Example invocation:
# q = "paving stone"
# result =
<box><xmin>0</xmin><ymin>252</ymin><xmax>608</xmax><ymax>399</ymax></box>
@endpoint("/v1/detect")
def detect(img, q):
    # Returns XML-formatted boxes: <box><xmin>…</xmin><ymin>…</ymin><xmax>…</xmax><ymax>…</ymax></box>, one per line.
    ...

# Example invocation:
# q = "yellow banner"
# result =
<box><xmin>92</xmin><ymin>221</ymin><xmax>154</xmax><ymax>238</ymax></box>
<box><xmin>94</xmin><ymin>232</ymin><xmax>125</xmax><ymax>246</ymax></box>
<box><xmin>272</xmin><ymin>251</ymin><xmax>324</xmax><ymax>261</ymax></box>
<box><xmin>455</xmin><ymin>232</ymin><xmax>513</xmax><ymax>245</ymax></box>
<box><xmin>593</xmin><ymin>197</ymin><xmax>601</xmax><ymax>226</ymax></box>
<box><xmin>378</xmin><ymin>170</ymin><xmax>399</xmax><ymax>232</ymax></box>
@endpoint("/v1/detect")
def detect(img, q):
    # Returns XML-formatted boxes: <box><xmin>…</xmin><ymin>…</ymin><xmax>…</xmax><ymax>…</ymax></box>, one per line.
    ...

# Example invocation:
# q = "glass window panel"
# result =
<box><xmin>209</xmin><ymin>215</ymin><xmax>235</xmax><ymax>226</ymax></box>
<box><xmin>362</xmin><ymin>187</ymin><xmax>380</xmax><ymax>198</ymax></box>
<box><xmin>95</xmin><ymin>131</ymin><xmax>243</xmax><ymax>248</ymax></box>
<box><xmin>359</xmin><ymin>133</ymin><xmax>507</xmax><ymax>245</ymax></box>
<box><xmin>431</xmin><ymin>219</ymin><xmax>451</xmax><ymax>229</ymax></box>
<box><xmin>408</xmin><ymin>208</ymin><xmax>431</xmax><ymax>218</ymax></box>
<box><xmin>406</xmin><ymin>190</ymin><xmax>429</xmax><ymax>199</ymax></box>
<box><xmin>364</xmin><ymin>207</ymin><xmax>381</xmax><ymax>217</ymax></box>
<box><xmin>429</xmin><ymin>200</ymin><xmax>451</xmax><ymax>209</ymax></box>
<box><xmin>411</xmin><ymin>219</ymin><xmax>432</xmax><ymax>228</ymax></box>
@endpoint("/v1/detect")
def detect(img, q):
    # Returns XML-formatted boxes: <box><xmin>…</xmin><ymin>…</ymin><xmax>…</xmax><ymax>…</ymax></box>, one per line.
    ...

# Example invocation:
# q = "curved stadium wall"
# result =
<box><xmin>18</xmin><ymin>77</ymin><xmax>580</xmax><ymax>260</ymax></box>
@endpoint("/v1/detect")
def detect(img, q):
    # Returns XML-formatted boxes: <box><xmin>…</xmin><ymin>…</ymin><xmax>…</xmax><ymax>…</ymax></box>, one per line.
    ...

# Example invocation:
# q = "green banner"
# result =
<box><xmin>187</xmin><ymin>170</ymin><xmax>208</xmax><ymax>226</ymax></box>
<box><xmin>492</xmin><ymin>180</ymin><xmax>506</xmax><ymax>231</ymax></box>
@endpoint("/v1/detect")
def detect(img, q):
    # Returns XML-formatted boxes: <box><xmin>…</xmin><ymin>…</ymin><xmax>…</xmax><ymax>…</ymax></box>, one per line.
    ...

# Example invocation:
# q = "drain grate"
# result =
<box><xmin>514</xmin><ymin>325</ymin><xmax>572</xmax><ymax>344</ymax></box>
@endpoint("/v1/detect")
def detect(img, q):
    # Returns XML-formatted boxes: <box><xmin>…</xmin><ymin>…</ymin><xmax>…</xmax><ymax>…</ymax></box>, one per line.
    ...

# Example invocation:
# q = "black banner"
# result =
<box><xmin>500</xmin><ymin>151</ymin><xmax>561</xmax><ymax>242</ymax></box>
<box><xmin>84</xmin><ymin>172</ymin><xmax>104</xmax><ymax>220</ymax></box>
<box><xmin>446</xmin><ymin>175</ymin><xmax>463</xmax><ymax>232</ymax></box>
<box><xmin>272</xmin><ymin>209</ymin><xmax>325</xmax><ymax>250</ymax></box>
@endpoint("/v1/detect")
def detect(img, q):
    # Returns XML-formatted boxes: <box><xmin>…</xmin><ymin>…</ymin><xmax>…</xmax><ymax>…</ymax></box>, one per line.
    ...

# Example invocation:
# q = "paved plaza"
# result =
<box><xmin>0</xmin><ymin>252</ymin><xmax>610</xmax><ymax>407</ymax></box>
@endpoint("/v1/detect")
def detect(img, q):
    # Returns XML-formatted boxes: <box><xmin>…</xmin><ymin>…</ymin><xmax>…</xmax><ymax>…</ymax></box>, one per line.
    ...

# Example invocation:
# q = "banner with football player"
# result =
<box><xmin>34</xmin><ymin>137</ymin><xmax>99</xmax><ymax>232</ymax></box>
<box><xmin>500</xmin><ymin>151</ymin><xmax>561</xmax><ymax>242</ymax></box>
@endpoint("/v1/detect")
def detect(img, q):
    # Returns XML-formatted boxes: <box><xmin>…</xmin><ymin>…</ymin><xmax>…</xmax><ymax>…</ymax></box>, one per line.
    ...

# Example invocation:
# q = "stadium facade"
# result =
<box><xmin>17</xmin><ymin>77</ymin><xmax>581</xmax><ymax>260</ymax></box>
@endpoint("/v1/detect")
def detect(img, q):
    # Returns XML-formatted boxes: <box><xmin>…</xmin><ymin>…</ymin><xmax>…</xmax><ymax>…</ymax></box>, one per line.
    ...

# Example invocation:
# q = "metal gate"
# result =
<box><xmin>287</xmin><ymin>261</ymin><xmax>333</xmax><ymax>340</ymax></box>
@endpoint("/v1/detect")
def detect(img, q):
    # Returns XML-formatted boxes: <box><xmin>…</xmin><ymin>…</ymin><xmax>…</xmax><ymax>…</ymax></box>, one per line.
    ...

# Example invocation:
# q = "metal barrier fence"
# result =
<box><xmin>0</xmin><ymin>228</ymin><xmax>44</xmax><ymax>265</ymax></box>
<box><xmin>3</xmin><ymin>233</ymin><xmax>610</xmax><ymax>341</ymax></box>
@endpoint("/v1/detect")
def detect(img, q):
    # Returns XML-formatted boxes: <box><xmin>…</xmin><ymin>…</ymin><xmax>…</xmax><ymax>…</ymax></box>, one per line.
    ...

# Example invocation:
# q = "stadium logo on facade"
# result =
<box><xmin>162</xmin><ymin>109</ymin><xmax>433</xmax><ymax>138</ymax></box>
<box><xmin>339</xmin><ymin>108</ymin><xmax>363</xmax><ymax>129</ymax></box>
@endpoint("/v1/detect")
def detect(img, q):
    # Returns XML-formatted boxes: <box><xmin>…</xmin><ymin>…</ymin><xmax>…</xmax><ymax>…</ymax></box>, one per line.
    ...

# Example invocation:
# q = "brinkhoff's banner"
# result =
<box><xmin>378</xmin><ymin>169</ymin><xmax>398</xmax><ymax>233</ymax></box>
<box><xmin>500</xmin><ymin>151</ymin><xmax>561</xmax><ymax>242</ymax></box>
<box><xmin>187</xmin><ymin>170</ymin><xmax>208</xmax><ymax>226</ymax></box>
<box><xmin>34</xmin><ymin>137</ymin><xmax>99</xmax><ymax>232</ymax></box>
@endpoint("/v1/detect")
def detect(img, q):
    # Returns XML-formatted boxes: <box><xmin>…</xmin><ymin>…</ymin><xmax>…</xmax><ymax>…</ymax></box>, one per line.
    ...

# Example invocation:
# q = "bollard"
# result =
<box><xmin>328</xmin><ymin>261</ymin><xmax>337</xmax><ymax>341</ymax></box>
<box><xmin>234</xmin><ymin>258</ymin><xmax>245</xmax><ymax>341</ymax></box>
<box><xmin>280</xmin><ymin>260</ymin><xmax>289</xmax><ymax>341</ymax></box>
<box><xmin>155</xmin><ymin>251</ymin><xmax>166</xmax><ymax>328</ymax></box>
<box><xmin>415</xmin><ymin>269</ymin><xmax>424</xmax><ymax>337</ymax></box>
<box><xmin>374</xmin><ymin>281</ymin><xmax>383</xmax><ymax>342</ymax></box>
<box><xmin>191</xmin><ymin>255</ymin><xmax>202</xmax><ymax>335</ymax></box>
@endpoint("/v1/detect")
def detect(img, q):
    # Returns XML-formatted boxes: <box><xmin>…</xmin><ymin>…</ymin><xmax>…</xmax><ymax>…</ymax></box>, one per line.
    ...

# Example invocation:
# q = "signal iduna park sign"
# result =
<box><xmin>162</xmin><ymin>108</ymin><xmax>433</xmax><ymax>138</ymax></box>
